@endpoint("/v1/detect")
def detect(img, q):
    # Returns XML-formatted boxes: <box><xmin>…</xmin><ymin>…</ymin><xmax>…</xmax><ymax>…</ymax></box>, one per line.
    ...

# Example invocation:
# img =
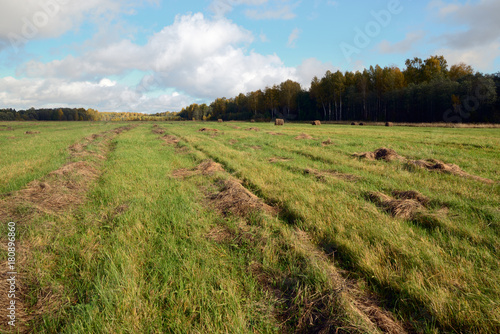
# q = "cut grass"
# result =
<box><xmin>1</xmin><ymin>122</ymin><xmax>498</xmax><ymax>333</ymax></box>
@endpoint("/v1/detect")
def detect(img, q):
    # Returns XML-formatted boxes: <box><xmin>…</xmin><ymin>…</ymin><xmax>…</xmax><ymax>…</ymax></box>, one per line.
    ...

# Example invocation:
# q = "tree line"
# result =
<box><xmin>0</xmin><ymin>108</ymin><xmax>99</xmax><ymax>121</ymax></box>
<box><xmin>180</xmin><ymin>56</ymin><xmax>500</xmax><ymax>123</ymax></box>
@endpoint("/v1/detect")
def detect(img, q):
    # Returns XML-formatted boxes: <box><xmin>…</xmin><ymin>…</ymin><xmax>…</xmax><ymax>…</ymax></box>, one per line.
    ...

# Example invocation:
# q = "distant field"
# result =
<box><xmin>0</xmin><ymin>121</ymin><xmax>499</xmax><ymax>333</ymax></box>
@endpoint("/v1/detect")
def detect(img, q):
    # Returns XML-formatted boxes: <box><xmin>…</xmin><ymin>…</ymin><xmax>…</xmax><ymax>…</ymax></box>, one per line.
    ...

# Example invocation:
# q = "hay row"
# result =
<box><xmin>0</xmin><ymin>126</ymin><xmax>132</xmax><ymax>332</ymax></box>
<box><xmin>353</xmin><ymin>148</ymin><xmax>494</xmax><ymax>184</ymax></box>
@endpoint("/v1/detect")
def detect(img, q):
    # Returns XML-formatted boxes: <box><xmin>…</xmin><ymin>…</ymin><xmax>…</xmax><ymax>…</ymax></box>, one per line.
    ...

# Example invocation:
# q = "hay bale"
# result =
<box><xmin>250</xmin><ymin>119</ymin><xmax>256</xmax><ymax>123</ymax></box>
<box><xmin>275</xmin><ymin>118</ymin><xmax>284</xmax><ymax>126</ymax></box>
<box><xmin>351</xmin><ymin>122</ymin><xmax>356</xmax><ymax>125</ymax></box>
<box><xmin>359</xmin><ymin>122</ymin><xmax>364</xmax><ymax>126</ymax></box>
<box><xmin>312</xmin><ymin>120</ymin><xmax>321</xmax><ymax>125</ymax></box>
<box><xmin>385</xmin><ymin>122</ymin><xmax>393</xmax><ymax>127</ymax></box>
<box><xmin>218</xmin><ymin>119</ymin><xmax>223</xmax><ymax>123</ymax></box>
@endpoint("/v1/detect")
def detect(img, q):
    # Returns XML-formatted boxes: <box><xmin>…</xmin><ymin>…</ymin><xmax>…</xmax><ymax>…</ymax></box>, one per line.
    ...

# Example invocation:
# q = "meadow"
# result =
<box><xmin>0</xmin><ymin>121</ymin><xmax>499</xmax><ymax>333</ymax></box>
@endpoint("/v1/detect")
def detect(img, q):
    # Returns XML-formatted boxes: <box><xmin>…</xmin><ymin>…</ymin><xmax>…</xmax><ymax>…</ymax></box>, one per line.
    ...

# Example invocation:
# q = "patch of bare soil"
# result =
<box><xmin>210</xmin><ymin>178</ymin><xmax>277</xmax><ymax>217</ymax></box>
<box><xmin>321</xmin><ymin>138</ymin><xmax>334</xmax><ymax>146</ymax></box>
<box><xmin>294</xmin><ymin>133</ymin><xmax>314</xmax><ymax>140</ymax></box>
<box><xmin>172</xmin><ymin>160</ymin><xmax>224</xmax><ymax>178</ymax></box>
<box><xmin>367</xmin><ymin>191</ymin><xmax>428</xmax><ymax>220</ymax></box>
<box><xmin>304</xmin><ymin>168</ymin><xmax>358</xmax><ymax>182</ymax></box>
<box><xmin>162</xmin><ymin>134</ymin><xmax>180</xmax><ymax>145</ymax></box>
<box><xmin>408</xmin><ymin>159</ymin><xmax>494</xmax><ymax>184</ymax></box>
<box><xmin>353</xmin><ymin>147</ymin><xmax>405</xmax><ymax>162</ymax></box>
<box><xmin>268</xmin><ymin>157</ymin><xmax>293</xmax><ymax>163</ymax></box>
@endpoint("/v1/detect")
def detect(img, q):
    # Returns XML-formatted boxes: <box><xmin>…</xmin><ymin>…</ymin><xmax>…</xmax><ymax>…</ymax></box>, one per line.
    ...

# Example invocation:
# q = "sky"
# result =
<box><xmin>0</xmin><ymin>0</ymin><xmax>499</xmax><ymax>113</ymax></box>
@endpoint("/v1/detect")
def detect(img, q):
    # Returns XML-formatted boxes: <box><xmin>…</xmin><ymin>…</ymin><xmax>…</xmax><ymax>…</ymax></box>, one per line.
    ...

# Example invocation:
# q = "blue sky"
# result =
<box><xmin>0</xmin><ymin>0</ymin><xmax>499</xmax><ymax>113</ymax></box>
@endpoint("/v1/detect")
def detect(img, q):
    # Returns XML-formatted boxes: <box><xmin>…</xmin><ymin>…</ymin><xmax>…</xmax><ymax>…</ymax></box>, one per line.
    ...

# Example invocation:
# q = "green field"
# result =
<box><xmin>1</xmin><ymin>121</ymin><xmax>499</xmax><ymax>333</ymax></box>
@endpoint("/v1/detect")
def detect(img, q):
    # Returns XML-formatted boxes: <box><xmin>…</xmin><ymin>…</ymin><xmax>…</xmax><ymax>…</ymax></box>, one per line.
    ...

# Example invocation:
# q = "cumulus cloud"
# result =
<box><xmin>0</xmin><ymin>0</ymin><xmax>156</xmax><ymax>51</ymax></box>
<box><xmin>20</xmin><ymin>13</ymin><xmax>299</xmax><ymax>99</ymax></box>
<box><xmin>295</xmin><ymin>58</ymin><xmax>337</xmax><ymax>88</ymax></box>
<box><xmin>427</xmin><ymin>0</ymin><xmax>500</xmax><ymax>71</ymax></box>
<box><xmin>0</xmin><ymin>76</ymin><xmax>191</xmax><ymax>113</ymax></box>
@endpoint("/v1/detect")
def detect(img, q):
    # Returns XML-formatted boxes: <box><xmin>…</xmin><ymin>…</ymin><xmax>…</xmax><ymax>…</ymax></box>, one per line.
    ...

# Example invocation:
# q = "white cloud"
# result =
<box><xmin>209</xmin><ymin>0</ymin><xmax>268</xmax><ymax>17</ymax></box>
<box><xmin>435</xmin><ymin>41</ymin><xmax>500</xmax><ymax>72</ymax></box>
<box><xmin>295</xmin><ymin>58</ymin><xmax>336</xmax><ymax>88</ymax></box>
<box><xmin>0</xmin><ymin>0</ymin><xmax>156</xmax><ymax>51</ymax></box>
<box><xmin>377</xmin><ymin>31</ymin><xmax>425</xmax><ymax>54</ymax></box>
<box><xmin>427</xmin><ymin>0</ymin><xmax>500</xmax><ymax>71</ymax></box>
<box><xmin>287</xmin><ymin>28</ymin><xmax>301</xmax><ymax>48</ymax></box>
<box><xmin>0</xmin><ymin>76</ymin><xmax>191</xmax><ymax>113</ymax></box>
<box><xmin>9</xmin><ymin>13</ymin><xmax>310</xmax><ymax>112</ymax></box>
<box><xmin>245</xmin><ymin>1</ymin><xmax>298</xmax><ymax>20</ymax></box>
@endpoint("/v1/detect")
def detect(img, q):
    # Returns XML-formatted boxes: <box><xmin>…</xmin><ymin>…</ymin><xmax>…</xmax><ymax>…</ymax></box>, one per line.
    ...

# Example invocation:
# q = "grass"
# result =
<box><xmin>0</xmin><ymin>121</ymin><xmax>499</xmax><ymax>333</ymax></box>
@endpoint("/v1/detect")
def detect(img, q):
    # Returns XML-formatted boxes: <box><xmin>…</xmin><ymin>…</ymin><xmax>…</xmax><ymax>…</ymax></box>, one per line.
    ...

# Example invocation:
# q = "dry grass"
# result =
<box><xmin>312</xmin><ymin>120</ymin><xmax>321</xmax><ymax>125</ymax></box>
<box><xmin>275</xmin><ymin>119</ymin><xmax>285</xmax><ymax>126</ymax></box>
<box><xmin>198</xmin><ymin>128</ymin><xmax>219</xmax><ymax>132</ymax></box>
<box><xmin>210</xmin><ymin>178</ymin><xmax>277</xmax><ymax>217</ymax></box>
<box><xmin>321</xmin><ymin>138</ymin><xmax>334</xmax><ymax>146</ymax></box>
<box><xmin>353</xmin><ymin>147</ymin><xmax>405</xmax><ymax>162</ymax></box>
<box><xmin>304</xmin><ymin>168</ymin><xmax>359</xmax><ymax>182</ymax></box>
<box><xmin>267</xmin><ymin>132</ymin><xmax>284</xmax><ymax>136</ymax></box>
<box><xmin>408</xmin><ymin>159</ymin><xmax>494</xmax><ymax>184</ymax></box>
<box><xmin>246</xmin><ymin>127</ymin><xmax>261</xmax><ymax>131</ymax></box>
<box><xmin>294</xmin><ymin>133</ymin><xmax>314</xmax><ymax>140</ymax></box>
<box><xmin>24</xmin><ymin>131</ymin><xmax>40</xmax><ymax>134</ymax></box>
<box><xmin>268</xmin><ymin>157</ymin><xmax>293</xmax><ymax>163</ymax></box>
<box><xmin>172</xmin><ymin>160</ymin><xmax>224</xmax><ymax>178</ymax></box>
<box><xmin>162</xmin><ymin>134</ymin><xmax>180</xmax><ymax>145</ymax></box>
<box><xmin>367</xmin><ymin>192</ymin><xmax>426</xmax><ymax>220</ymax></box>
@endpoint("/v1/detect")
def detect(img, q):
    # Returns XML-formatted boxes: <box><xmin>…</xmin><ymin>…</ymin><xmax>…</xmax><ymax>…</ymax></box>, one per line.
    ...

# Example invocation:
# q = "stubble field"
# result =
<box><xmin>0</xmin><ymin>121</ymin><xmax>499</xmax><ymax>333</ymax></box>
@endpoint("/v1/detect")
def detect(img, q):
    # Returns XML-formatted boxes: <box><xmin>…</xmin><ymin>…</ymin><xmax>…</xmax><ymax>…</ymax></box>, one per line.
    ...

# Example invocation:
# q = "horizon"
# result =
<box><xmin>1</xmin><ymin>0</ymin><xmax>499</xmax><ymax>113</ymax></box>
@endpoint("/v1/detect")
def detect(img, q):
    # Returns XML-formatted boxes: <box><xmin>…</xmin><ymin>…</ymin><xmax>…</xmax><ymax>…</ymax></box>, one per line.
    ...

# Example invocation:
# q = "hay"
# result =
<box><xmin>312</xmin><ymin>120</ymin><xmax>321</xmax><ymax>125</ymax></box>
<box><xmin>275</xmin><ymin>118</ymin><xmax>285</xmax><ymax>126</ymax></box>
<box><xmin>198</xmin><ymin>128</ymin><xmax>219</xmax><ymax>132</ymax></box>
<box><xmin>229</xmin><ymin>139</ymin><xmax>238</xmax><ymax>145</ymax></box>
<box><xmin>25</xmin><ymin>131</ymin><xmax>40</xmax><ymax>134</ymax></box>
<box><xmin>268</xmin><ymin>132</ymin><xmax>284</xmax><ymax>136</ymax></box>
<box><xmin>408</xmin><ymin>159</ymin><xmax>494</xmax><ymax>184</ymax></box>
<box><xmin>368</xmin><ymin>191</ymin><xmax>424</xmax><ymax>220</ymax></box>
<box><xmin>172</xmin><ymin>160</ymin><xmax>224</xmax><ymax>178</ymax></box>
<box><xmin>269</xmin><ymin>157</ymin><xmax>292</xmax><ymax>163</ymax></box>
<box><xmin>162</xmin><ymin>134</ymin><xmax>180</xmax><ymax>145</ymax></box>
<box><xmin>359</xmin><ymin>122</ymin><xmax>364</xmax><ymax>126</ymax></box>
<box><xmin>392</xmin><ymin>190</ymin><xmax>430</xmax><ymax>206</ymax></box>
<box><xmin>210</xmin><ymin>178</ymin><xmax>276</xmax><ymax>216</ymax></box>
<box><xmin>322</xmin><ymin>138</ymin><xmax>334</xmax><ymax>146</ymax></box>
<box><xmin>353</xmin><ymin>147</ymin><xmax>404</xmax><ymax>162</ymax></box>
<box><xmin>351</xmin><ymin>122</ymin><xmax>356</xmax><ymax>125</ymax></box>
<box><xmin>294</xmin><ymin>133</ymin><xmax>313</xmax><ymax>140</ymax></box>
<box><xmin>218</xmin><ymin>119</ymin><xmax>223</xmax><ymax>123</ymax></box>
<box><xmin>152</xmin><ymin>128</ymin><xmax>165</xmax><ymax>135</ymax></box>
<box><xmin>250</xmin><ymin>119</ymin><xmax>256</xmax><ymax>123</ymax></box>
<box><xmin>385</xmin><ymin>122</ymin><xmax>393</xmax><ymax>127</ymax></box>
<box><xmin>249</xmin><ymin>146</ymin><xmax>262</xmax><ymax>150</ymax></box>
<box><xmin>246</xmin><ymin>127</ymin><xmax>260</xmax><ymax>131</ymax></box>
<box><xmin>304</xmin><ymin>168</ymin><xmax>358</xmax><ymax>182</ymax></box>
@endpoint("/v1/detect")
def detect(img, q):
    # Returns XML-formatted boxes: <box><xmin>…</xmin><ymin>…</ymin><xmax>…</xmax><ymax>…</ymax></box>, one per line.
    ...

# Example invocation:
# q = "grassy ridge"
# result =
<box><xmin>166</xmin><ymin>122</ymin><xmax>500</xmax><ymax>332</ymax></box>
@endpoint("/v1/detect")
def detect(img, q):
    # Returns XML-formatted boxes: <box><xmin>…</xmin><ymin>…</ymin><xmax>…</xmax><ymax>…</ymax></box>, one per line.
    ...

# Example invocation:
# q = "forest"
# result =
<box><xmin>1</xmin><ymin>56</ymin><xmax>499</xmax><ymax>123</ymax></box>
<box><xmin>180</xmin><ymin>56</ymin><xmax>500</xmax><ymax>123</ymax></box>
